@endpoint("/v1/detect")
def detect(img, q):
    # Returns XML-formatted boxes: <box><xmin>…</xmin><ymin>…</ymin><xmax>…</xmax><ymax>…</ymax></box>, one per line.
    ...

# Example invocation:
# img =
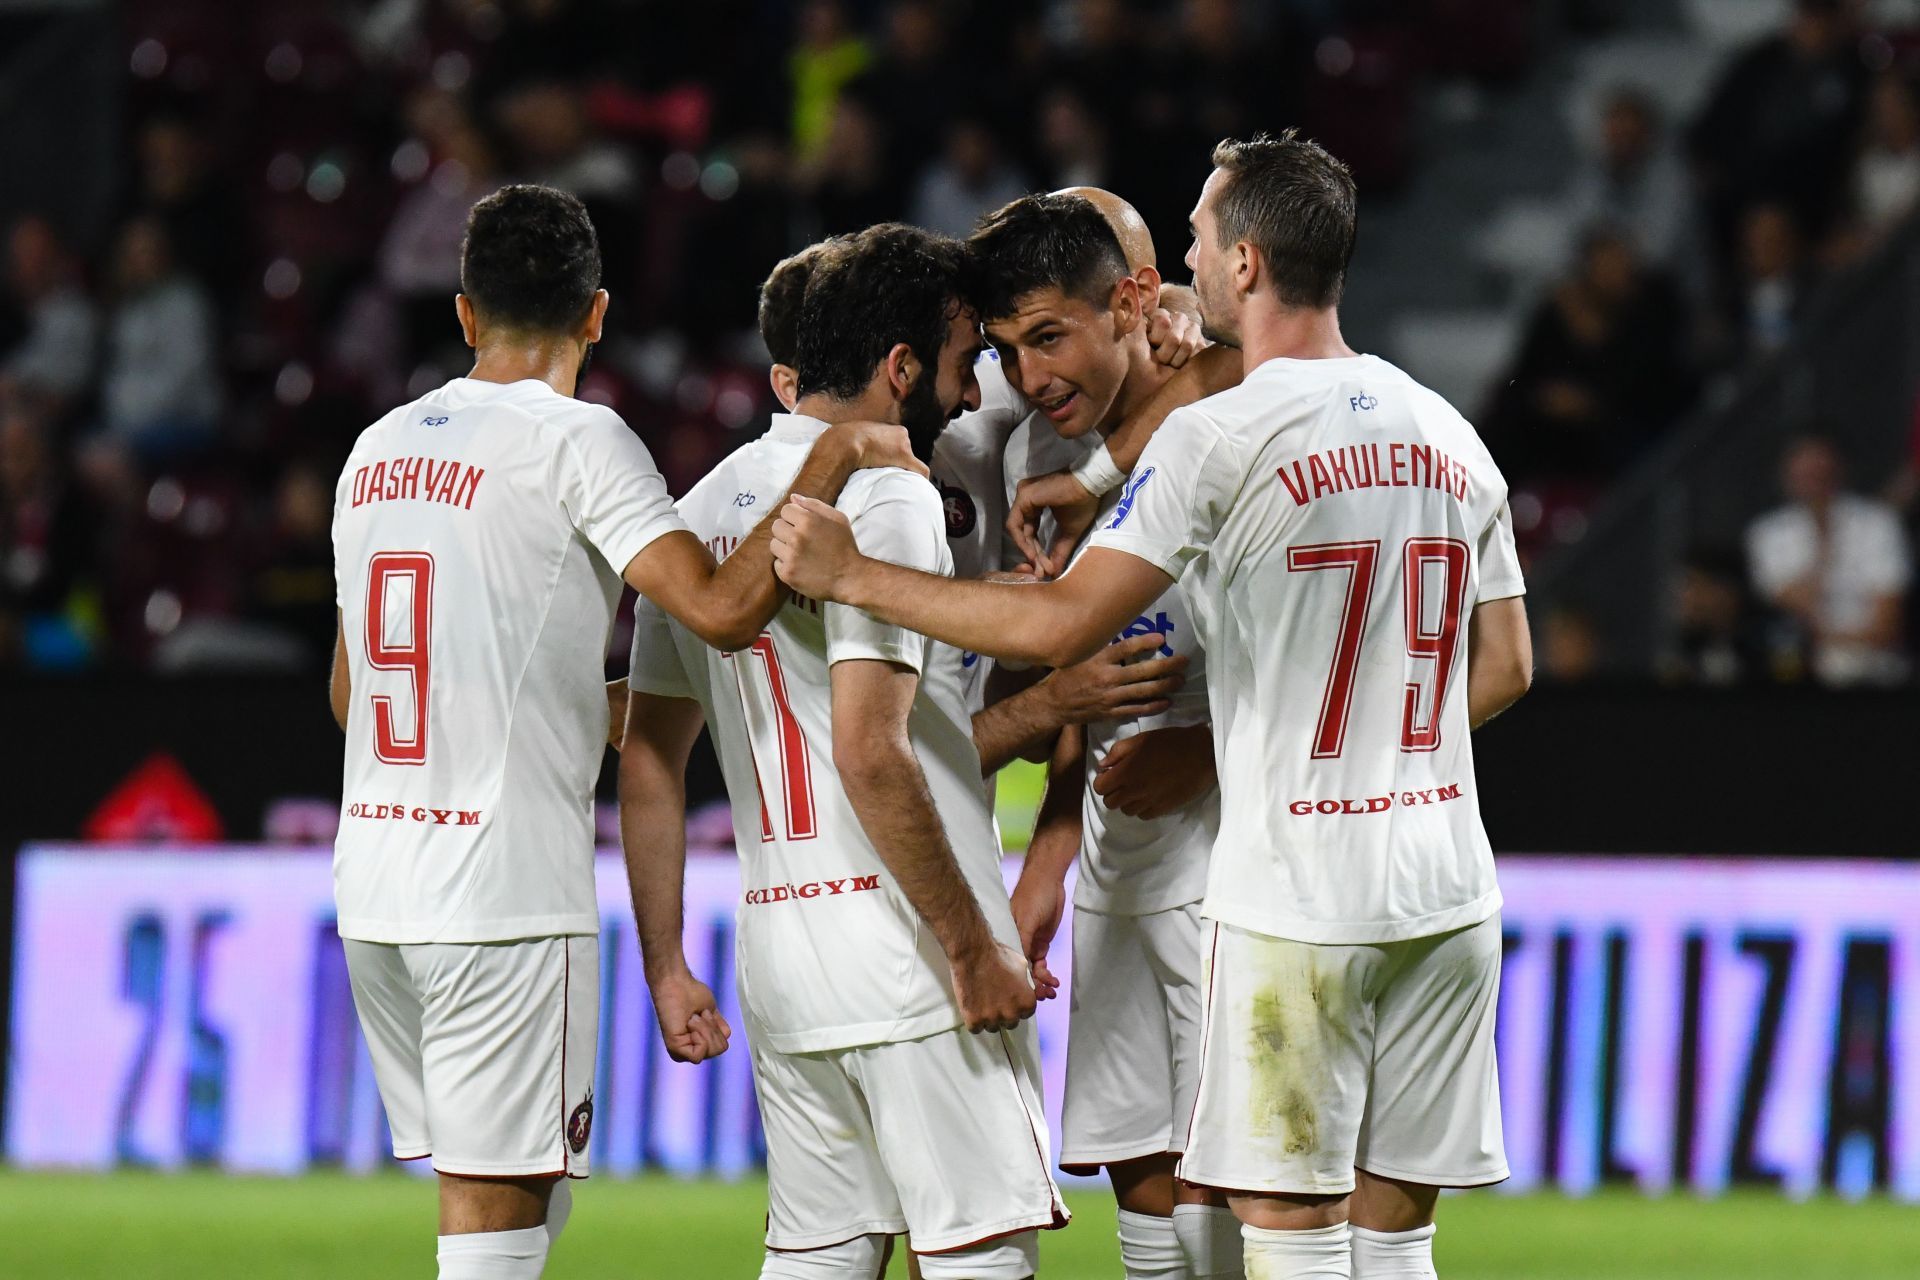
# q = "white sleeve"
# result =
<box><xmin>627</xmin><ymin>594</ymin><xmax>696</xmax><ymax>699</ymax></box>
<box><xmin>1746</xmin><ymin>512</ymin><xmax>1803</xmax><ymax>600</ymax></box>
<box><xmin>1083</xmin><ymin>407</ymin><xmax>1234</xmax><ymax>578</ymax></box>
<box><xmin>561</xmin><ymin>407</ymin><xmax>690</xmax><ymax>574</ymax></box>
<box><xmin>1477</xmin><ymin>502</ymin><xmax>1527</xmax><ymax>602</ymax></box>
<box><xmin>826</xmin><ymin>474</ymin><xmax>945</xmax><ymax>672</ymax></box>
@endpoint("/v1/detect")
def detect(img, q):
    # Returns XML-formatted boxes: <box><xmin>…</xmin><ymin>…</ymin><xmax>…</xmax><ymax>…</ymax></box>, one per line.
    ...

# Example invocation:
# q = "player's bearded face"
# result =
<box><xmin>900</xmin><ymin>355</ymin><xmax>948</xmax><ymax>463</ymax></box>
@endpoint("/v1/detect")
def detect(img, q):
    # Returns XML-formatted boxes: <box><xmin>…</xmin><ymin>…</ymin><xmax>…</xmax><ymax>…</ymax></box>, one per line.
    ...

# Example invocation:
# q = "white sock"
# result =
<box><xmin>1350</xmin><ymin>1224</ymin><xmax>1436</xmax><ymax>1279</ymax></box>
<box><xmin>1117</xmin><ymin>1209</ymin><xmax>1186</xmax><ymax>1279</ymax></box>
<box><xmin>1240</xmin><ymin>1221</ymin><xmax>1350</xmax><ymax>1280</ymax></box>
<box><xmin>1173</xmin><ymin>1204</ymin><xmax>1246</xmax><ymax>1277</ymax></box>
<box><xmin>437</xmin><ymin>1225</ymin><xmax>550</xmax><ymax>1279</ymax></box>
<box><xmin>544</xmin><ymin>1181</ymin><xmax>573</xmax><ymax>1246</ymax></box>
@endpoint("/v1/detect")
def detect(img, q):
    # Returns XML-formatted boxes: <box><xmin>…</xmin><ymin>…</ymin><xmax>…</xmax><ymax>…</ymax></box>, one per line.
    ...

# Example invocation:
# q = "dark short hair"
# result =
<box><xmin>1209</xmin><ymin>131</ymin><xmax>1357</xmax><ymax>309</ymax></box>
<box><xmin>758</xmin><ymin>238</ymin><xmax>847</xmax><ymax>368</ymax></box>
<box><xmin>459</xmin><ymin>184</ymin><xmax>601</xmax><ymax>334</ymax></box>
<box><xmin>795</xmin><ymin>223</ymin><xmax>969</xmax><ymax>402</ymax></box>
<box><xmin>966</xmin><ymin>193</ymin><xmax>1129</xmax><ymax>322</ymax></box>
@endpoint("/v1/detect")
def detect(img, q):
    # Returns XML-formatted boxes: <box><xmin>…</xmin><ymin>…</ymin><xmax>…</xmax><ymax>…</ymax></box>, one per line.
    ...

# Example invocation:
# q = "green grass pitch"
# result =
<box><xmin>5</xmin><ymin>1171</ymin><xmax>1919</xmax><ymax>1277</ymax></box>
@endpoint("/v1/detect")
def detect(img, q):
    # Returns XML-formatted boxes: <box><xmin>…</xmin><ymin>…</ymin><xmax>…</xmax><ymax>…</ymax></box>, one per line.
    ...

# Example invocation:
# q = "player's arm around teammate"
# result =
<box><xmin>834</xmin><ymin>656</ymin><xmax>1049</xmax><ymax>1028</ymax></box>
<box><xmin>969</xmin><ymin>630</ymin><xmax>1186</xmax><ymax>775</ymax></box>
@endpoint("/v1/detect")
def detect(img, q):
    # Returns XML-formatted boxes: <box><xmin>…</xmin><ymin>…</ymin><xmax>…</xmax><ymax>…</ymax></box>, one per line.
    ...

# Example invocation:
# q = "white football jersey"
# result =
<box><xmin>331</xmin><ymin>377</ymin><xmax>686</xmax><ymax>944</ymax></box>
<box><xmin>1086</xmin><ymin>355</ymin><xmax>1526</xmax><ymax>945</ymax></box>
<box><xmin>931</xmin><ymin>350</ymin><xmax>1029</xmax><ymax>711</ymax></box>
<box><xmin>628</xmin><ymin>413</ymin><xmax>1020</xmax><ymax>1055</ymax></box>
<box><xmin>1006</xmin><ymin>415</ymin><xmax>1218</xmax><ymax>916</ymax></box>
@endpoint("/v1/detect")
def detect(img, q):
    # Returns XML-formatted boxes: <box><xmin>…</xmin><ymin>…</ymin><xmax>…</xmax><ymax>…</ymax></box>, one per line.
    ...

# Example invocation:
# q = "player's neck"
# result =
<box><xmin>467</xmin><ymin>339</ymin><xmax>587</xmax><ymax>399</ymax></box>
<box><xmin>791</xmin><ymin>390</ymin><xmax>896</xmax><ymax>429</ymax></box>
<box><xmin>1102</xmin><ymin>336</ymin><xmax>1174</xmax><ymax>435</ymax></box>
<box><xmin>1236</xmin><ymin>300</ymin><xmax>1357</xmax><ymax>372</ymax></box>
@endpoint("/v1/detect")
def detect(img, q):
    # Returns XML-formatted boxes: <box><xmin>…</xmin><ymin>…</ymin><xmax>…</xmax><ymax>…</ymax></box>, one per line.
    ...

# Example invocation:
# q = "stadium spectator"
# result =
<box><xmin>1661</xmin><ymin>549</ymin><xmax>1767</xmax><ymax>686</ymax></box>
<box><xmin>1538</xmin><ymin>606</ymin><xmax>1603</xmax><ymax>683</ymax></box>
<box><xmin>131</xmin><ymin>115</ymin><xmax>247</xmax><ymax>306</ymax></box>
<box><xmin>908</xmin><ymin>116</ymin><xmax>1030</xmax><ymax>237</ymax></box>
<box><xmin>245</xmin><ymin>459</ymin><xmax>338</xmax><ymax>671</ymax></box>
<box><xmin>1</xmin><ymin>216</ymin><xmax>97</xmax><ymax>417</ymax></box>
<box><xmin>1565</xmin><ymin>88</ymin><xmax>1690</xmax><ymax>267</ymax></box>
<box><xmin>1853</xmin><ymin>70</ymin><xmax>1920</xmax><ymax>240</ymax></box>
<box><xmin>1036</xmin><ymin>86</ymin><xmax>1111</xmax><ymax>191</ymax></box>
<box><xmin>494</xmin><ymin>80</ymin><xmax>639</xmax><ymax>202</ymax></box>
<box><xmin>97</xmin><ymin>217</ymin><xmax>221</xmax><ymax>465</ymax></box>
<box><xmin>797</xmin><ymin>95</ymin><xmax>901</xmax><ymax>237</ymax></box>
<box><xmin>789</xmin><ymin>0</ymin><xmax>872</xmax><ymax>161</ymax></box>
<box><xmin>0</xmin><ymin>400</ymin><xmax>99</xmax><ymax>668</ymax></box>
<box><xmin>1721</xmin><ymin>203</ymin><xmax>1814</xmax><ymax>359</ymax></box>
<box><xmin>1484</xmin><ymin>226</ymin><xmax>1693</xmax><ymax>486</ymax></box>
<box><xmin>856</xmin><ymin>0</ymin><xmax>964</xmax><ymax>184</ymax></box>
<box><xmin>1687</xmin><ymin>0</ymin><xmax>1870</xmax><ymax>273</ymax></box>
<box><xmin>1747</xmin><ymin>436</ymin><xmax>1912</xmax><ymax>686</ymax></box>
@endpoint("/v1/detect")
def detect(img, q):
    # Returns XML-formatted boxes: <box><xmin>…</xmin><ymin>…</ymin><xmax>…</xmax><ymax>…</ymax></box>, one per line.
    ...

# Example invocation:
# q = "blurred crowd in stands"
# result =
<box><xmin>0</xmin><ymin>0</ymin><xmax>1914</xmax><ymax>687</ymax></box>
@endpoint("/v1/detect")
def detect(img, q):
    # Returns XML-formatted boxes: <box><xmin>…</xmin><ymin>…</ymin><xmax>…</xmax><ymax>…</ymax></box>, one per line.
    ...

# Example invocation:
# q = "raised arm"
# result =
<box><xmin>1467</xmin><ymin>596</ymin><xmax>1534</xmax><ymax>729</ymax></box>
<box><xmin>778</xmin><ymin>497</ymin><xmax>1172</xmax><ymax>668</ymax></box>
<box><xmin>832</xmin><ymin>657</ymin><xmax>1040</xmax><ymax>1032</ymax></box>
<box><xmin>618</xmin><ymin>689</ymin><xmax>731</xmax><ymax>1064</ymax></box>
<box><xmin>625</xmin><ymin>422</ymin><xmax>924</xmax><ymax>652</ymax></box>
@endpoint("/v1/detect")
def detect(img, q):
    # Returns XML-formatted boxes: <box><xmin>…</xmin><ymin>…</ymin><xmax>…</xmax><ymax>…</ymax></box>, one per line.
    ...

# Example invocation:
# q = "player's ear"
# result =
<box><xmin>584</xmin><ymin>289</ymin><xmax>610</xmax><ymax>345</ymax></box>
<box><xmin>770</xmin><ymin>364</ymin><xmax>799</xmax><ymax>412</ymax></box>
<box><xmin>1233</xmin><ymin>240</ymin><xmax>1259</xmax><ymax>298</ymax></box>
<box><xmin>883</xmin><ymin>342</ymin><xmax>917</xmax><ymax>402</ymax></box>
<box><xmin>455</xmin><ymin>294</ymin><xmax>478</xmax><ymax>349</ymax></box>
<box><xmin>1111</xmin><ymin>274</ymin><xmax>1143</xmax><ymax>336</ymax></box>
<box><xmin>1134</xmin><ymin>265</ymin><xmax>1163</xmax><ymax>313</ymax></box>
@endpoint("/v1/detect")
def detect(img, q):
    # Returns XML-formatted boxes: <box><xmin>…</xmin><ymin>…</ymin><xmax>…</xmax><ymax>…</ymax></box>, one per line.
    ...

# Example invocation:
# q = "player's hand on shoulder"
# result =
<box><xmin>1006</xmin><ymin>470</ymin><xmax>1099</xmax><ymax>579</ymax></box>
<box><xmin>1044</xmin><ymin>631</ymin><xmax>1187</xmax><ymax>723</ymax></box>
<box><xmin>649</xmin><ymin>970</ymin><xmax>732</xmax><ymax>1063</ymax></box>
<box><xmin>820</xmin><ymin>420</ymin><xmax>929</xmax><ymax>479</ymax></box>
<box><xmin>772</xmin><ymin>494</ymin><xmax>860</xmax><ymax>601</ymax></box>
<box><xmin>951</xmin><ymin>940</ymin><xmax>1040</xmax><ymax>1033</ymax></box>
<box><xmin>1093</xmin><ymin>722</ymin><xmax>1216</xmax><ymax>820</ymax></box>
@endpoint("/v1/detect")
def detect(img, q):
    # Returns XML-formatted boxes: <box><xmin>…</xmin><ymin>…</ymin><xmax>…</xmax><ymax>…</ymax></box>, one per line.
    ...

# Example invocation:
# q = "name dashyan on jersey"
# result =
<box><xmin>348</xmin><ymin>455</ymin><xmax>487</xmax><ymax>510</ymax></box>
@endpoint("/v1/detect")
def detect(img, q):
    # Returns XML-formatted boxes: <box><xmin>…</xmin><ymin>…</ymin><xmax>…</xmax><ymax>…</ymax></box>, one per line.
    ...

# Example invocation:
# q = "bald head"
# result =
<box><xmin>1055</xmin><ymin>186</ymin><xmax>1154</xmax><ymax>271</ymax></box>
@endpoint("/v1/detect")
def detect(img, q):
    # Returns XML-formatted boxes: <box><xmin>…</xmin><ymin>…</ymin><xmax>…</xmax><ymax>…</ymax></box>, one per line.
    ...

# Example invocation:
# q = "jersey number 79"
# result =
<box><xmin>1287</xmin><ymin>537</ymin><xmax>1470</xmax><ymax>759</ymax></box>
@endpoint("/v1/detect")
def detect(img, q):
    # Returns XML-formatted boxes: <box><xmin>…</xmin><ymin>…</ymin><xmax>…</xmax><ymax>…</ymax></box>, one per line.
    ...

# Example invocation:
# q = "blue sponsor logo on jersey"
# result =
<box><xmin>421</xmin><ymin>415</ymin><xmax>449</xmax><ymax>426</ymax></box>
<box><xmin>1105</xmin><ymin>466</ymin><xmax>1155</xmax><ymax>531</ymax></box>
<box><xmin>961</xmin><ymin>650</ymin><xmax>980</xmax><ymax>668</ymax></box>
<box><xmin>1113</xmin><ymin>610</ymin><xmax>1175</xmax><ymax>658</ymax></box>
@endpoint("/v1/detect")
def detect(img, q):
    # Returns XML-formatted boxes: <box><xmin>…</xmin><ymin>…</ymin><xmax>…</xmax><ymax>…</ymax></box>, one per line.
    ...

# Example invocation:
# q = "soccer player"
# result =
<box><xmin>761</xmin><ymin>237</ymin><xmax>1196</xmax><ymax>768</ymax></box>
<box><xmin>965</xmin><ymin>192</ymin><xmax>1241</xmax><ymax>1280</ymax></box>
<box><xmin>621</xmin><ymin>224</ymin><xmax>1065</xmax><ymax>1280</ymax></box>
<box><xmin>327</xmin><ymin>185</ymin><xmax>917</xmax><ymax>1280</ymax></box>
<box><xmin>771</xmin><ymin>133</ymin><xmax>1536</xmax><ymax>1280</ymax></box>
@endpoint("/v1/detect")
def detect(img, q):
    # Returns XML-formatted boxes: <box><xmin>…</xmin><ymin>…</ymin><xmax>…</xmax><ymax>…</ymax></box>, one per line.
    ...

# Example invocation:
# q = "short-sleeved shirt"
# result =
<box><xmin>331</xmin><ymin>377</ymin><xmax>686</xmax><ymax>943</ymax></box>
<box><xmin>1006</xmin><ymin>415</ymin><xmax>1218</xmax><ymax>916</ymax></box>
<box><xmin>1086</xmin><ymin>354</ymin><xmax>1525</xmax><ymax>946</ymax></box>
<box><xmin>1747</xmin><ymin>493</ymin><xmax>1912</xmax><ymax>684</ymax></box>
<box><xmin>628</xmin><ymin>413</ymin><xmax>1020</xmax><ymax>1054</ymax></box>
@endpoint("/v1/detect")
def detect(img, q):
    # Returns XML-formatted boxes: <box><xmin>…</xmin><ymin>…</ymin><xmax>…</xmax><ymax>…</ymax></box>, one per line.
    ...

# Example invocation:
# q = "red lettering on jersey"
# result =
<box><xmin>1307</xmin><ymin>453</ymin><xmax>1335</xmax><ymax>498</ymax></box>
<box><xmin>366</xmin><ymin>461</ymin><xmax>389</xmax><ymax>501</ymax></box>
<box><xmin>456</xmin><ymin>465</ymin><xmax>485</xmax><ymax>509</ymax></box>
<box><xmin>397</xmin><ymin>457</ymin><xmax>423</xmax><ymax>500</ymax></box>
<box><xmin>351</xmin><ymin>466</ymin><xmax>369</xmax><ymax>507</ymax></box>
<box><xmin>849</xmin><ymin>874</ymin><xmax>881</xmax><ymax>892</ymax></box>
<box><xmin>433</xmin><ymin>465</ymin><xmax>459</xmax><ymax>504</ymax></box>
<box><xmin>422</xmin><ymin>459</ymin><xmax>448</xmax><ymax>498</ymax></box>
<box><xmin>1327</xmin><ymin>447</ymin><xmax>1354</xmax><ymax>493</ymax></box>
<box><xmin>1389</xmin><ymin>442</ymin><xmax>1408</xmax><ymax>486</ymax></box>
<box><xmin>1276</xmin><ymin>461</ymin><xmax>1310</xmax><ymax>506</ymax></box>
<box><xmin>1409</xmin><ymin>444</ymin><xmax>1430</xmax><ymax>488</ymax></box>
<box><xmin>1287</xmin><ymin>785</ymin><xmax>1465</xmax><ymax>815</ymax></box>
<box><xmin>457</xmin><ymin>809</ymin><xmax>481</xmax><ymax>825</ymax></box>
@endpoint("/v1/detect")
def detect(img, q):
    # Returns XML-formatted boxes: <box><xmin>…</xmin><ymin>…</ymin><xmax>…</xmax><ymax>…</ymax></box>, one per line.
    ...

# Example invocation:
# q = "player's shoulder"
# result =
<box><xmin>840</xmin><ymin>466</ymin><xmax>942</xmax><ymax>522</ymax></box>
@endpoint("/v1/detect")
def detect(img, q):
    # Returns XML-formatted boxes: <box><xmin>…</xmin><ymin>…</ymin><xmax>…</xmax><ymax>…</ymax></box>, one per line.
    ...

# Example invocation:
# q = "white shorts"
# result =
<box><xmin>1061</xmin><ymin>902</ymin><xmax>1205</xmax><ymax>1170</ymax></box>
<box><xmin>753</xmin><ymin>1021</ymin><xmax>1068</xmax><ymax>1254</ymax></box>
<box><xmin>344</xmin><ymin>934</ymin><xmax>598</xmax><ymax>1178</ymax></box>
<box><xmin>1180</xmin><ymin>915</ymin><xmax>1508</xmax><ymax>1196</ymax></box>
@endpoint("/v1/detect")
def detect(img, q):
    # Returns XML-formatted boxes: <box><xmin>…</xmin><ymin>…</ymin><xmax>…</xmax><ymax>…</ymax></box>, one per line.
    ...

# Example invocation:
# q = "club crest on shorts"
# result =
<box><xmin>567</xmin><ymin>1090</ymin><xmax>594</xmax><ymax>1154</ymax></box>
<box><xmin>940</xmin><ymin>483</ymin><xmax>977</xmax><ymax>539</ymax></box>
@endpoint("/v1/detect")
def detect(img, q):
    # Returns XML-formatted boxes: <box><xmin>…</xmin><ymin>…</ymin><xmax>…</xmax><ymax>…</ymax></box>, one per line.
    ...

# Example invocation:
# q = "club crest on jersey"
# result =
<box><xmin>1105</xmin><ymin>466</ymin><xmax>1155</xmax><ymax>530</ymax></box>
<box><xmin>567</xmin><ymin>1091</ymin><xmax>594</xmax><ymax>1154</ymax></box>
<box><xmin>941</xmin><ymin>483</ymin><xmax>977</xmax><ymax>539</ymax></box>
